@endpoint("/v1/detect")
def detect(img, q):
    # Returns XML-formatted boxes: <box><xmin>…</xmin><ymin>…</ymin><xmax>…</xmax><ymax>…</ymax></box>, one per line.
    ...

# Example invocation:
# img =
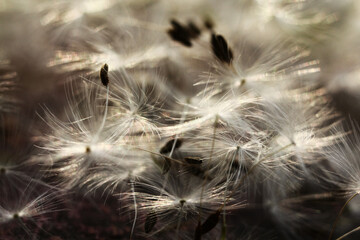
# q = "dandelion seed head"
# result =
<box><xmin>106</xmin><ymin>69</ymin><xmax>170</xmax><ymax>138</ymax></box>
<box><xmin>37</xmin><ymin>80</ymin><xmax>151</xmax><ymax>189</ymax></box>
<box><xmin>253</xmin><ymin>0</ymin><xmax>346</xmax><ymax>43</ymax></box>
<box><xmin>197</xmin><ymin>40</ymin><xmax>320</xmax><ymax>98</ymax></box>
<box><xmin>122</xmin><ymin>168</ymin><xmax>243</xmax><ymax>232</ymax></box>
<box><xmin>0</xmin><ymin>187</ymin><xmax>63</xmax><ymax>224</ymax></box>
<box><xmin>322</xmin><ymin>124</ymin><xmax>360</xmax><ymax>196</ymax></box>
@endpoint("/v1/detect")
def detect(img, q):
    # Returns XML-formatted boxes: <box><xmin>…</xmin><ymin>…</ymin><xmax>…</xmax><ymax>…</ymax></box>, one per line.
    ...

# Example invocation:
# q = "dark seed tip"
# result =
<box><xmin>204</xmin><ymin>17</ymin><xmax>214</xmax><ymax>30</ymax></box>
<box><xmin>160</xmin><ymin>138</ymin><xmax>183</xmax><ymax>154</ymax></box>
<box><xmin>180</xmin><ymin>199</ymin><xmax>186</xmax><ymax>206</ymax></box>
<box><xmin>184</xmin><ymin>157</ymin><xmax>203</xmax><ymax>165</ymax></box>
<box><xmin>195</xmin><ymin>221</ymin><xmax>202</xmax><ymax>240</ymax></box>
<box><xmin>211</xmin><ymin>34</ymin><xmax>233</xmax><ymax>65</ymax></box>
<box><xmin>167</xmin><ymin>18</ymin><xmax>200</xmax><ymax>47</ymax></box>
<box><xmin>100</xmin><ymin>63</ymin><xmax>109</xmax><ymax>87</ymax></box>
<box><xmin>201</xmin><ymin>210</ymin><xmax>221</xmax><ymax>235</ymax></box>
<box><xmin>161</xmin><ymin>156</ymin><xmax>172</xmax><ymax>174</ymax></box>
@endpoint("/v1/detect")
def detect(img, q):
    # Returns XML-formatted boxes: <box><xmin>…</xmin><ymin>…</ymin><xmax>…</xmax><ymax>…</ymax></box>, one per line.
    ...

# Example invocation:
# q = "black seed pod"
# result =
<box><xmin>204</xmin><ymin>17</ymin><xmax>214</xmax><ymax>30</ymax></box>
<box><xmin>162</xmin><ymin>156</ymin><xmax>172</xmax><ymax>174</ymax></box>
<box><xmin>160</xmin><ymin>139</ymin><xmax>183</xmax><ymax>154</ymax></box>
<box><xmin>168</xmin><ymin>19</ymin><xmax>192</xmax><ymax>47</ymax></box>
<box><xmin>145</xmin><ymin>210</ymin><xmax>158</xmax><ymax>233</ymax></box>
<box><xmin>194</xmin><ymin>220</ymin><xmax>202</xmax><ymax>240</ymax></box>
<box><xmin>100</xmin><ymin>63</ymin><xmax>109</xmax><ymax>87</ymax></box>
<box><xmin>211</xmin><ymin>34</ymin><xmax>233</xmax><ymax>64</ymax></box>
<box><xmin>201</xmin><ymin>210</ymin><xmax>221</xmax><ymax>235</ymax></box>
<box><xmin>203</xmin><ymin>16</ymin><xmax>215</xmax><ymax>31</ymax></box>
<box><xmin>184</xmin><ymin>157</ymin><xmax>203</xmax><ymax>165</ymax></box>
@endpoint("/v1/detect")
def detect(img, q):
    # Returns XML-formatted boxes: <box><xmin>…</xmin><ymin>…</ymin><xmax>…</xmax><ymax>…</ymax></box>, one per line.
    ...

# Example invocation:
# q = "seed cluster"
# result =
<box><xmin>1</xmin><ymin>1</ymin><xmax>360</xmax><ymax>240</ymax></box>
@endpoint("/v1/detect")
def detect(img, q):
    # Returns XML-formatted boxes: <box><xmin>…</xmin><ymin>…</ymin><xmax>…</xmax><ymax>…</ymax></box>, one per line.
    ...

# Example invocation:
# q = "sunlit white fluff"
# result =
<box><xmin>322</xmin><ymin>124</ymin><xmax>360</xmax><ymax>196</ymax></box>
<box><xmin>0</xmin><ymin>186</ymin><xmax>63</xmax><ymax>224</ymax></box>
<box><xmin>197</xmin><ymin>41</ymin><xmax>319</xmax><ymax>98</ymax></box>
<box><xmin>41</xmin><ymin>1</ymin><xmax>171</xmax><ymax>75</ymax></box>
<box><xmin>179</xmin><ymin>125</ymin><xmax>265</xmax><ymax>186</ymax></box>
<box><xmin>37</xmin><ymin>80</ymin><xmax>149</xmax><ymax>189</ymax></box>
<box><xmin>121</xmin><ymin>167</ymin><xmax>243</xmax><ymax>237</ymax></box>
<box><xmin>161</xmin><ymin>90</ymin><xmax>261</xmax><ymax>137</ymax></box>
<box><xmin>106</xmin><ymin>69</ymin><xmax>174</xmax><ymax>139</ymax></box>
<box><xmin>261</xmin><ymin>90</ymin><xmax>342</xmax><ymax>174</ymax></box>
<box><xmin>253</xmin><ymin>0</ymin><xmax>350</xmax><ymax>44</ymax></box>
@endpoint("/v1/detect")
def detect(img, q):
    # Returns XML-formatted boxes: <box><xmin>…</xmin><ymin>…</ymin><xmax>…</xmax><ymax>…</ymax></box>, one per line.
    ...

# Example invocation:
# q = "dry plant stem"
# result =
<box><xmin>160</xmin><ymin>104</ymin><xmax>189</xmax><ymax>191</ymax></box>
<box><xmin>93</xmin><ymin>85</ymin><xmax>109</xmax><ymax>144</ymax></box>
<box><xmin>176</xmin><ymin>207</ymin><xmax>184</xmax><ymax>240</ymax></box>
<box><xmin>132</xmin><ymin>146</ymin><xmax>184</xmax><ymax>165</ymax></box>
<box><xmin>336</xmin><ymin>225</ymin><xmax>360</xmax><ymax>240</ymax></box>
<box><xmin>167</xmin><ymin>105</ymin><xmax>189</xmax><ymax>240</ymax></box>
<box><xmin>199</xmin><ymin>115</ymin><xmax>219</xmax><ymax>214</ymax></box>
<box><xmin>283</xmin><ymin>192</ymin><xmax>334</xmax><ymax>203</ymax></box>
<box><xmin>130</xmin><ymin>105</ymin><xmax>190</xmax><ymax>238</ymax></box>
<box><xmin>221</xmin><ymin>210</ymin><xmax>227</xmax><ymax>240</ymax></box>
<box><xmin>130</xmin><ymin>178</ymin><xmax>137</xmax><ymax>240</ymax></box>
<box><xmin>221</xmin><ymin>147</ymin><xmax>239</xmax><ymax>240</ymax></box>
<box><xmin>18</xmin><ymin>218</ymin><xmax>32</xmax><ymax>237</ymax></box>
<box><xmin>194</xmin><ymin>115</ymin><xmax>219</xmax><ymax>239</ymax></box>
<box><xmin>329</xmin><ymin>192</ymin><xmax>359</xmax><ymax>240</ymax></box>
<box><xmin>169</xmin><ymin>103</ymin><xmax>189</xmax><ymax>158</ymax></box>
<box><xmin>174</xmin><ymin>106</ymin><xmax>190</xmax><ymax>240</ymax></box>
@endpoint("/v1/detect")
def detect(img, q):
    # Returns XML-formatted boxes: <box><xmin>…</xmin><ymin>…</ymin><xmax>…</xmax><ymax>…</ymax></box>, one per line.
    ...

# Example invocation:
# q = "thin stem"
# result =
<box><xmin>221</xmin><ymin>148</ymin><xmax>239</xmax><ymax>240</ymax></box>
<box><xmin>132</xmin><ymin>146</ymin><xmax>184</xmax><ymax>165</ymax></box>
<box><xmin>176</xmin><ymin>208</ymin><xmax>184</xmax><ymax>240</ymax></box>
<box><xmin>169</xmin><ymin>104</ymin><xmax>188</xmax><ymax>158</ymax></box>
<box><xmin>329</xmin><ymin>192</ymin><xmax>359</xmax><ymax>240</ymax></box>
<box><xmin>336</xmin><ymin>225</ymin><xmax>360</xmax><ymax>240</ymax></box>
<box><xmin>158</xmin><ymin>105</ymin><xmax>189</xmax><ymax>233</ymax></box>
<box><xmin>282</xmin><ymin>192</ymin><xmax>334</xmax><ymax>203</ymax></box>
<box><xmin>130</xmin><ymin>178</ymin><xmax>137</xmax><ymax>240</ymax></box>
<box><xmin>93</xmin><ymin>85</ymin><xmax>109</xmax><ymax>144</ymax></box>
<box><xmin>199</xmin><ymin>115</ymin><xmax>219</xmax><ymax>210</ymax></box>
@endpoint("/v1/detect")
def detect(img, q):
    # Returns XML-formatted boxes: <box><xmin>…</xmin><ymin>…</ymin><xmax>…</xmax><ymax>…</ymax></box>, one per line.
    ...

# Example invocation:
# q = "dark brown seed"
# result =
<box><xmin>204</xmin><ymin>17</ymin><xmax>214</xmax><ymax>30</ymax></box>
<box><xmin>211</xmin><ymin>34</ymin><xmax>233</xmax><ymax>65</ymax></box>
<box><xmin>184</xmin><ymin>157</ymin><xmax>203</xmax><ymax>165</ymax></box>
<box><xmin>162</xmin><ymin>156</ymin><xmax>172</xmax><ymax>174</ymax></box>
<box><xmin>100</xmin><ymin>63</ymin><xmax>109</xmax><ymax>87</ymax></box>
<box><xmin>145</xmin><ymin>210</ymin><xmax>158</xmax><ymax>233</ymax></box>
<box><xmin>160</xmin><ymin>139</ymin><xmax>183</xmax><ymax>154</ymax></box>
<box><xmin>179</xmin><ymin>199</ymin><xmax>186</xmax><ymax>206</ymax></box>
<box><xmin>201</xmin><ymin>210</ymin><xmax>221</xmax><ymax>235</ymax></box>
<box><xmin>167</xmin><ymin>19</ymin><xmax>192</xmax><ymax>47</ymax></box>
<box><xmin>194</xmin><ymin>220</ymin><xmax>202</xmax><ymax>240</ymax></box>
<box><xmin>85</xmin><ymin>146</ymin><xmax>91</xmax><ymax>154</ymax></box>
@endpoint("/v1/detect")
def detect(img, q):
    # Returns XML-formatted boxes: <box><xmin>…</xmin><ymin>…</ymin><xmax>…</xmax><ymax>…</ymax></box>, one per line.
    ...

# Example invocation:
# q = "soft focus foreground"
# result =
<box><xmin>1</xmin><ymin>0</ymin><xmax>360</xmax><ymax>239</ymax></box>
